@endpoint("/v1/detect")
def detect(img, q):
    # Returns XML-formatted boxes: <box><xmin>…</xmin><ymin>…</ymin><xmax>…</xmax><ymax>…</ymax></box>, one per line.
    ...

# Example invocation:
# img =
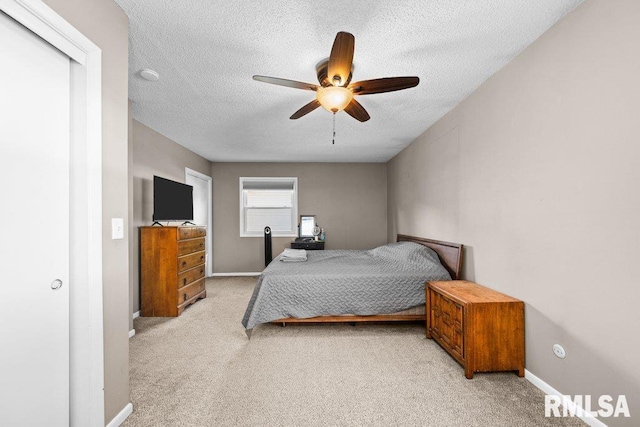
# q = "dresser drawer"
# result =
<box><xmin>178</xmin><ymin>250</ymin><xmax>205</xmax><ymax>273</ymax></box>
<box><xmin>428</xmin><ymin>289</ymin><xmax>464</xmax><ymax>361</ymax></box>
<box><xmin>178</xmin><ymin>265</ymin><xmax>205</xmax><ymax>289</ymax></box>
<box><xmin>178</xmin><ymin>227</ymin><xmax>194</xmax><ymax>240</ymax></box>
<box><xmin>178</xmin><ymin>238</ymin><xmax>205</xmax><ymax>256</ymax></box>
<box><xmin>194</xmin><ymin>227</ymin><xmax>206</xmax><ymax>237</ymax></box>
<box><xmin>177</xmin><ymin>278</ymin><xmax>205</xmax><ymax>305</ymax></box>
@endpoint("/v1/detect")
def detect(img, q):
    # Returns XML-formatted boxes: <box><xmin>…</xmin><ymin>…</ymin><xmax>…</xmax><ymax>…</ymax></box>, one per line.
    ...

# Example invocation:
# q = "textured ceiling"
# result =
<box><xmin>116</xmin><ymin>0</ymin><xmax>583</xmax><ymax>162</ymax></box>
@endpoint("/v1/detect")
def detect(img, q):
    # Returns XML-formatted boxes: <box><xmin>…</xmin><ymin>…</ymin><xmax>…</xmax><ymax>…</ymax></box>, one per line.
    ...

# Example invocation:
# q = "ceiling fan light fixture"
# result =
<box><xmin>316</xmin><ymin>86</ymin><xmax>353</xmax><ymax>112</ymax></box>
<box><xmin>253</xmin><ymin>32</ymin><xmax>417</xmax><ymax>122</ymax></box>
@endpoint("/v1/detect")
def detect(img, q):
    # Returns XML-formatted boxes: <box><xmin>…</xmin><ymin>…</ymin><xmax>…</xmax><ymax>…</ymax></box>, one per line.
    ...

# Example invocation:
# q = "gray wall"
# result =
<box><xmin>131</xmin><ymin>119</ymin><xmax>212</xmax><ymax>313</ymax></box>
<box><xmin>128</xmin><ymin>100</ymin><xmax>134</xmax><ymax>330</ymax></box>
<box><xmin>42</xmin><ymin>0</ymin><xmax>130</xmax><ymax>423</ymax></box>
<box><xmin>211</xmin><ymin>163</ymin><xmax>387</xmax><ymax>272</ymax></box>
<box><xmin>387</xmin><ymin>0</ymin><xmax>639</xmax><ymax>424</ymax></box>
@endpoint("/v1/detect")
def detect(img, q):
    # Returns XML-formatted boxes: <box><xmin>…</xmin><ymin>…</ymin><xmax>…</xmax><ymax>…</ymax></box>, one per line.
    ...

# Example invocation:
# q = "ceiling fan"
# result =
<box><xmin>253</xmin><ymin>32</ymin><xmax>419</xmax><ymax>122</ymax></box>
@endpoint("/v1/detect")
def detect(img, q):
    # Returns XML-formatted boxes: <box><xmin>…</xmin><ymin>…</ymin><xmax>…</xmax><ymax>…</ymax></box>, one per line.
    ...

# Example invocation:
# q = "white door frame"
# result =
<box><xmin>185</xmin><ymin>167</ymin><xmax>213</xmax><ymax>276</ymax></box>
<box><xmin>0</xmin><ymin>1</ymin><xmax>105</xmax><ymax>425</ymax></box>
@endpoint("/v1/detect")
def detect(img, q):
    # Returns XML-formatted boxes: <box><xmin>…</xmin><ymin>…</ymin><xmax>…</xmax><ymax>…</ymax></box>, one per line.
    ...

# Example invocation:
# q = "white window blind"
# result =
<box><xmin>240</xmin><ymin>178</ymin><xmax>298</xmax><ymax>237</ymax></box>
<box><xmin>245</xmin><ymin>190</ymin><xmax>292</xmax><ymax>208</ymax></box>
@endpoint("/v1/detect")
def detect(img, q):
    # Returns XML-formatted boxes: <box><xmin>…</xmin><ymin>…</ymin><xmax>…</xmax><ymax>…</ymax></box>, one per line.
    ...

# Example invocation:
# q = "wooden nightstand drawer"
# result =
<box><xmin>426</xmin><ymin>280</ymin><xmax>524</xmax><ymax>379</ymax></box>
<box><xmin>290</xmin><ymin>241</ymin><xmax>324</xmax><ymax>250</ymax></box>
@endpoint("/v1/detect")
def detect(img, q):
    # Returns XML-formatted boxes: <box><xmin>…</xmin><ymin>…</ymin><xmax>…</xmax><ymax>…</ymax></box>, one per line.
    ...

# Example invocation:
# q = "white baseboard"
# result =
<box><xmin>128</xmin><ymin>329</ymin><xmax>135</xmax><ymax>339</ymax></box>
<box><xmin>210</xmin><ymin>272</ymin><xmax>261</xmax><ymax>277</ymax></box>
<box><xmin>132</xmin><ymin>311</ymin><xmax>140</xmax><ymax>320</ymax></box>
<box><xmin>106</xmin><ymin>402</ymin><xmax>133</xmax><ymax>427</ymax></box>
<box><xmin>525</xmin><ymin>369</ymin><xmax>607</xmax><ymax>427</ymax></box>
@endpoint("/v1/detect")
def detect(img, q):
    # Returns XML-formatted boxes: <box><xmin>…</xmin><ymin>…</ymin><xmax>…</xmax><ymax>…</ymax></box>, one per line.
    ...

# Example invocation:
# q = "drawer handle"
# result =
<box><xmin>200</xmin><ymin>269</ymin><xmax>204</xmax><ymax>274</ymax></box>
<box><xmin>199</xmin><ymin>242</ymin><xmax>204</xmax><ymax>247</ymax></box>
<box><xmin>200</xmin><ymin>256</ymin><xmax>204</xmax><ymax>261</ymax></box>
<box><xmin>183</xmin><ymin>293</ymin><xmax>187</xmax><ymax>302</ymax></box>
<box><xmin>181</xmin><ymin>261</ymin><xmax>187</xmax><ymax>267</ymax></box>
<box><xmin>183</xmin><ymin>278</ymin><xmax>187</xmax><ymax>286</ymax></box>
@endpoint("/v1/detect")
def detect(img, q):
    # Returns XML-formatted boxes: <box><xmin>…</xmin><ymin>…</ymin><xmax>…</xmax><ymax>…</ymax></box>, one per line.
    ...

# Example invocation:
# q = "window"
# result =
<box><xmin>239</xmin><ymin>177</ymin><xmax>298</xmax><ymax>237</ymax></box>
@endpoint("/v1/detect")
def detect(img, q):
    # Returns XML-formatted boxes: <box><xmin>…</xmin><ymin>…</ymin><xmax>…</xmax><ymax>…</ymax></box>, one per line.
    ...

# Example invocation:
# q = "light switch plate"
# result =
<box><xmin>112</xmin><ymin>218</ymin><xmax>124</xmax><ymax>240</ymax></box>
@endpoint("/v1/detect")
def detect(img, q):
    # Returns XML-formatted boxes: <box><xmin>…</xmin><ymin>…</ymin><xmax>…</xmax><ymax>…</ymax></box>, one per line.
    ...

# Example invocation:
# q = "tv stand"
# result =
<box><xmin>151</xmin><ymin>221</ymin><xmax>164</xmax><ymax>226</ymax></box>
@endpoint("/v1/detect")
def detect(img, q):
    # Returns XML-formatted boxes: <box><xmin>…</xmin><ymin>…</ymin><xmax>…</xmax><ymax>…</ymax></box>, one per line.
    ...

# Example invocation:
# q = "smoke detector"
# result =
<box><xmin>139</xmin><ymin>69</ymin><xmax>159</xmax><ymax>81</ymax></box>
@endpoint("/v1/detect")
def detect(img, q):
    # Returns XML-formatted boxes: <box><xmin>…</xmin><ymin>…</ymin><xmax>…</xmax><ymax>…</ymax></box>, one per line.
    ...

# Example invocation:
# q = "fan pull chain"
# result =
<box><xmin>332</xmin><ymin>112</ymin><xmax>336</xmax><ymax>145</ymax></box>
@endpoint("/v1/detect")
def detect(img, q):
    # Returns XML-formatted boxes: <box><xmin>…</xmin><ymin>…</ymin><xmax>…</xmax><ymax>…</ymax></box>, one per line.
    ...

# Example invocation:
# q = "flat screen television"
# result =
<box><xmin>153</xmin><ymin>176</ymin><xmax>194</xmax><ymax>222</ymax></box>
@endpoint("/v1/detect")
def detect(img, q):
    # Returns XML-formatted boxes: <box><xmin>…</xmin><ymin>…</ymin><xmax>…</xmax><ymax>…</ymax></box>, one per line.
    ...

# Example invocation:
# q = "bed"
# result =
<box><xmin>242</xmin><ymin>234</ymin><xmax>463</xmax><ymax>335</ymax></box>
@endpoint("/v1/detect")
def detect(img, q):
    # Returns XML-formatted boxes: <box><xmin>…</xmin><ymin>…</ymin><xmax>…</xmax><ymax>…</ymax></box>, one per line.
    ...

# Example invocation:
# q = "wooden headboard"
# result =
<box><xmin>397</xmin><ymin>234</ymin><xmax>463</xmax><ymax>280</ymax></box>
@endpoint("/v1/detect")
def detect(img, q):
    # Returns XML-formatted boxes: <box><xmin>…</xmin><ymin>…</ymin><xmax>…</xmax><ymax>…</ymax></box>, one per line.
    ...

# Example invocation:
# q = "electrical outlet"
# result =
<box><xmin>112</xmin><ymin>218</ymin><xmax>124</xmax><ymax>240</ymax></box>
<box><xmin>553</xmin><ymin>343</ymin><xmax>566</xmax><ymax>359</ymax></box>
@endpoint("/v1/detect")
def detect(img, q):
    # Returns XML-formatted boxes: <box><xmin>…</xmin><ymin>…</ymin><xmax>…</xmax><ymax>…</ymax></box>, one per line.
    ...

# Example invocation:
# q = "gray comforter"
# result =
<box><xmin>242</xmin><ymin>242</ymin><xmax>451</xmax><ymax>331</ymax></box>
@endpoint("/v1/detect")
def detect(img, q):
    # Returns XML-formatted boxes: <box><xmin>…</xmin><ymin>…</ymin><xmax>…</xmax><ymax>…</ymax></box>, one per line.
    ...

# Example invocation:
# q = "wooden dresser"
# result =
<box><xmin>140</xmin><ymin>226</ymin><xmax>207</xmax><ymax>317</ymax></box>
<box><xmin>426</xmin><ymin>280</ymin><xmax>524</xmax><ymax>379</ymax></box>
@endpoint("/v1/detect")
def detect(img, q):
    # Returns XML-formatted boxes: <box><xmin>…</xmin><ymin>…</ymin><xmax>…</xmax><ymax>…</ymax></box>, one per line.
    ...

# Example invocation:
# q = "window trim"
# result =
<box><xmin>239</xmin><ymin>177</ymin><xmax>298</xmax><ymax>238</ymax></box>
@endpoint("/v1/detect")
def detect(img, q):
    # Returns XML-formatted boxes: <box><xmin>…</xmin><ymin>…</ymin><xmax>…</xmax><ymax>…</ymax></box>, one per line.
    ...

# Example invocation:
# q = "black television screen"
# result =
<box><xmin>153</xmin><ymin>176</ymin><xmax>194</xmax><ymax>221</ymax></box>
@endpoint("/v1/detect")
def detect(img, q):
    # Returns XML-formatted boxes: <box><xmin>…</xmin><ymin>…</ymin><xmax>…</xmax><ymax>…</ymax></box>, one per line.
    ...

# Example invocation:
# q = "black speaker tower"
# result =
<box><xmin>264</xmin><ymin>226</ymin><xmax>272</xmax><ymax>267</ymax></box>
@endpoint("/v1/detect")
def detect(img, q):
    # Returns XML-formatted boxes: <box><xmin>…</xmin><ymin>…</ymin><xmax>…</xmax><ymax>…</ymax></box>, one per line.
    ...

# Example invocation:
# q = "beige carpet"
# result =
<box><xmin>125</xmin><ymin>277</ymin><xmax>583</xmax><ymax>427</ymax></box>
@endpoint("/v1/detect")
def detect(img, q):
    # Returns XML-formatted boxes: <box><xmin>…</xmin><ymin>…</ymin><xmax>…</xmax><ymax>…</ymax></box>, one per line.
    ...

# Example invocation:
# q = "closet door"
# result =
<box><xmin>0</xmin><ymin>11</ymin><xmax>71</xmax><ymax>426</ymax></box>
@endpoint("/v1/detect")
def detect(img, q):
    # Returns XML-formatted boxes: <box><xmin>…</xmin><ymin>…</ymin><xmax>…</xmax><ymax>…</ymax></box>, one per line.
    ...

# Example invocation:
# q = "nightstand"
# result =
<box><xmin>290</xmin><ymin>240</ymin><xmax>325</xmax><ymax>250</ymax></box>
<box><xmin>426</xmin><ymin>280</ymin><xmax>524</xmax><ymax>379</ymax></box>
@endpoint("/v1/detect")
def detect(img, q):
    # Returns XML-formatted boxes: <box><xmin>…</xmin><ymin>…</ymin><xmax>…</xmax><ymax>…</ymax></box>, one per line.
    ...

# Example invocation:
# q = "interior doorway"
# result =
<box><xmin>186</xmin><ymin>168</ymin><xmax>213</xmax><ymax>276</ymax></box>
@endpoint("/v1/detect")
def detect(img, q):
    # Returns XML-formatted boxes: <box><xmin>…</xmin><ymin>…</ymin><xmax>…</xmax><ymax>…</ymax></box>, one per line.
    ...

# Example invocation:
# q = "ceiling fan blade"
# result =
<box><xmin>349</xmin><ymin>77</ymin><xmax>419</xmax><ymax>95</ymax></box>
<box><xmin>253</xmin><ymin>75</ymin><xmax>318</xmax><ymax>91</ymax></box>
<box><xmin>327</xmin><ymin>32</ymin><xmax>355</xmax><ymax>87</ymax></box>
<box><xmin>290</xmin><ymin>100</ymin><xmax>321</xmax><ymax>119</ymax></box>
<box><xmin>343</xmin><ymin>99</ymin><xmax>370</xmax><ymax>122</ymax></box>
